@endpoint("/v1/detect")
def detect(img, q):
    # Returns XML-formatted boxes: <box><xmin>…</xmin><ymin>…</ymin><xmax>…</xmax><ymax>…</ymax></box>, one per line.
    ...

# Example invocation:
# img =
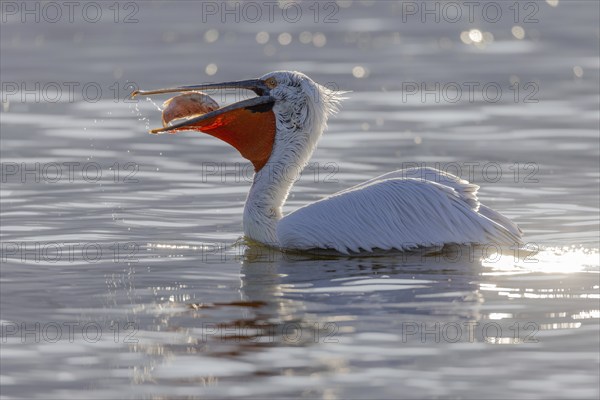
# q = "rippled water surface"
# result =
<box><xmin>1</xmin><ymin>1</ymin><xmax>599</xmax><ymax>399</ymax></box>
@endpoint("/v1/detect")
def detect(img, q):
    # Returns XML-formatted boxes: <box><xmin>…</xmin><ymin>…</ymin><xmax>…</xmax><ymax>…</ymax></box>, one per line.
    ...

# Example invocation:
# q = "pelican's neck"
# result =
<box><xmin>243</xmin><ymin>120</ymin><xmax>323</xmax><ymax>246</ymax></box>
<box><xmin>243</xmin><ymin>156</ymin><xmax>297</xmax><ymax>246</ymax></box>
<box><xmin>241</xmin><ymin>82</ymin><xmax>337</xmax><ymax>246</ymax></box>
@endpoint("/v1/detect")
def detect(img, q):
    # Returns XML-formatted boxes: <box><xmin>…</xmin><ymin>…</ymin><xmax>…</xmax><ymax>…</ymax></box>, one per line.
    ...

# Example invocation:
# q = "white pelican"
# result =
<box><xmin>133</xmin><ymin>71</ymin><xmax>523</xmax><ymax>254</ymax></box>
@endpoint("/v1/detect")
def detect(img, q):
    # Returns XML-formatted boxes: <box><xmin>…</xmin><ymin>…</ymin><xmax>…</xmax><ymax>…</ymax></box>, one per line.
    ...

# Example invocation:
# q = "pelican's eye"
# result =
<box><xmin>265</xmin><ymin>77</ymin><xmax>278</xmax><ymax>89</ymax></box>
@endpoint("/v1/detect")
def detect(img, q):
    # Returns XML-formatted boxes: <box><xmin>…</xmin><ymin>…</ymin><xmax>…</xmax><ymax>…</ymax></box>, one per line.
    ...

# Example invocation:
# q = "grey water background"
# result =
<box><xmin>1</xmin><ymin>1</ymin><xmax>599</xmax><ymax>399</ymax></box>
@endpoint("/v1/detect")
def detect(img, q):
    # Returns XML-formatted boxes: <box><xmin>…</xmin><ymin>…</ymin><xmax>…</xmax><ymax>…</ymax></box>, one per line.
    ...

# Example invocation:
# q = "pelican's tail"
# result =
<box><xmin>479</xmin><ymin>204</ymin><xmax>524</xmax><ymax>243</ymax></box>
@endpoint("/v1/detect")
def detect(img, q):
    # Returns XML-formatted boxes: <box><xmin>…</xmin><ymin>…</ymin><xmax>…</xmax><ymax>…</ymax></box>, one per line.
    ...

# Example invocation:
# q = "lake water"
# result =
<box><xmin>1</xmin><ymin>1</ymin><xmax>599</xmax><ymax>399</ymax></box>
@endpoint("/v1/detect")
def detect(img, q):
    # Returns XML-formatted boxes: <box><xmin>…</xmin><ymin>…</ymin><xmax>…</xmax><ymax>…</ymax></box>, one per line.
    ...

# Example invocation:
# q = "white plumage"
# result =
<box><xmin>242</xmin><ymin>71</ymin><xmax>522</xmax><ymax>253</ymax></box>
<box><xmin>278</xmin><ymin>169</ymin><xmax>521</xmax><ymax>254</ymax></box>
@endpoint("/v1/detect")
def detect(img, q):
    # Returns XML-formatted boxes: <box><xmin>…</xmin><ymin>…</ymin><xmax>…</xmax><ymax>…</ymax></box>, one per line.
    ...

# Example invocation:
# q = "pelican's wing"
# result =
<box><xmin>277</xmin><ymin>177</ymin><xmax>521</xmax><ymax>254</ymax></box>
<box><xmin>338</xmin><ymin>167</ymin><xmax>522</xmax><ymax>238</ymax></box>
<box><xmin>338</xmin><ymin>167</ymin><xmax>480</xmax><ymax>209</ymax></box>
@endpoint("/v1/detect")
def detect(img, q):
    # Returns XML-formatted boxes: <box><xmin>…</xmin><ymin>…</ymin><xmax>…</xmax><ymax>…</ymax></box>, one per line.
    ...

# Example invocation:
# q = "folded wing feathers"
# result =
<box><xmin>277</xmin><ymin>176</ymin><xmax>521</xmax><ymax>254</ymax></box>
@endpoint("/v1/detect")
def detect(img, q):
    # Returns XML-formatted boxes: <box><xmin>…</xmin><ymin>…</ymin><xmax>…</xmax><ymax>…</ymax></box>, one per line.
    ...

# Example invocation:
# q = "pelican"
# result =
<box><xmin>133</xmin><ymin>71</ymin><xmax>523</xmax><ymax>254</ymax></box>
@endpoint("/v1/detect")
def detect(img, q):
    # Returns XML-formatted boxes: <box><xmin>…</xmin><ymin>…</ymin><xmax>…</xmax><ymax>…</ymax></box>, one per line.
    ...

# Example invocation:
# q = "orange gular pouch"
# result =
<box><xmin>171</xmin><ymin>101</ymin><xmax>276</xmax><ymax>172</ymax></box>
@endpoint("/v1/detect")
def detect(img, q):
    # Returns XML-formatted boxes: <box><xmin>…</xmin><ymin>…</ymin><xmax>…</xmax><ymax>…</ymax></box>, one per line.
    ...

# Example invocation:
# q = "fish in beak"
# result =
<box><xmin>131</xmin><ymin>79</ymin><xmax>276</xmax><ymax>171</ymax></box>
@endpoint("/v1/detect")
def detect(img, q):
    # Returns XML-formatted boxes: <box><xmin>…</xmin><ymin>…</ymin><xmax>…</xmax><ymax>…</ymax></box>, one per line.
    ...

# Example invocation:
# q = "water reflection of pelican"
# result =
<box><xmin>234</xmin><ymin>244</ymin><xmax>490</xmax><ymax>347</ymax></box>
